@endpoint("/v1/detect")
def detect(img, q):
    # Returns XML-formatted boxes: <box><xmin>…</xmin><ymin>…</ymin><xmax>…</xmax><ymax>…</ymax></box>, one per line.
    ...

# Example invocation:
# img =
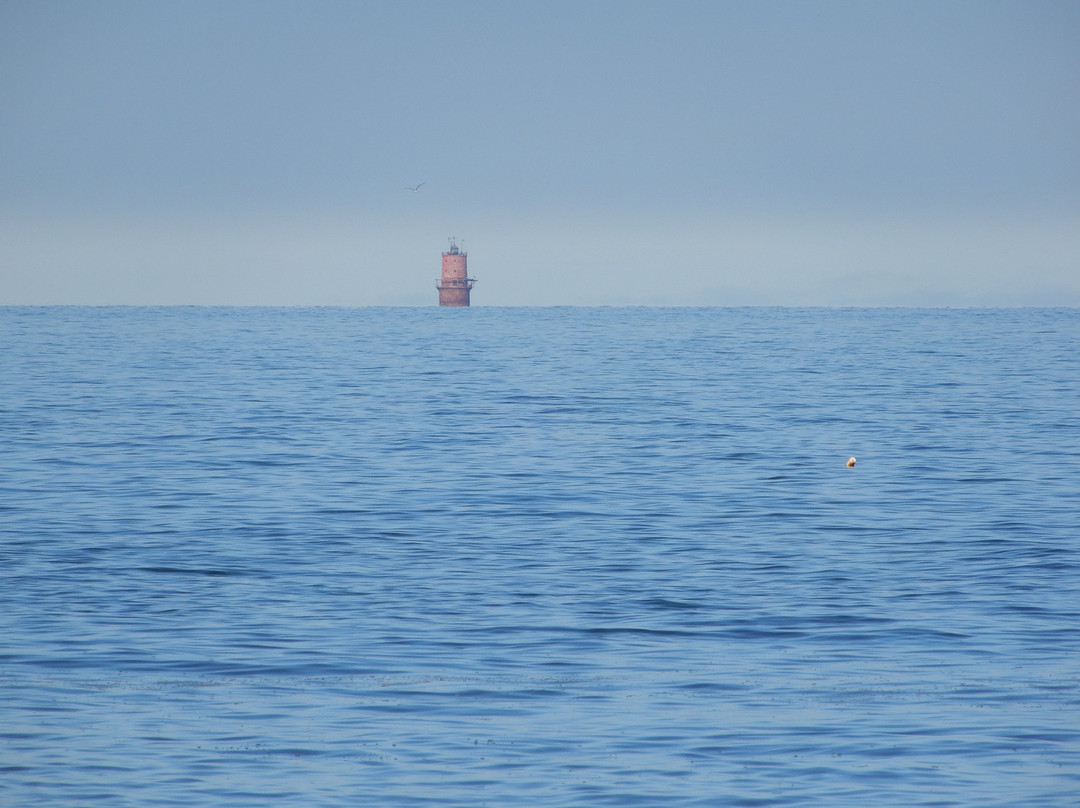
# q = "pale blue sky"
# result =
<box><xmin>2</xmin><ymin>0</ymin><xmax>1077</xmax><ymax>305</ymax></box>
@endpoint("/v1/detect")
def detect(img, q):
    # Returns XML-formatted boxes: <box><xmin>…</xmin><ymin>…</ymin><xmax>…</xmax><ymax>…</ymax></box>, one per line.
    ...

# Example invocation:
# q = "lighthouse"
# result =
<box><xmin>436</xmin><ymin>238</ymin><xmax>476</xmax><ymax>307</ymax></box>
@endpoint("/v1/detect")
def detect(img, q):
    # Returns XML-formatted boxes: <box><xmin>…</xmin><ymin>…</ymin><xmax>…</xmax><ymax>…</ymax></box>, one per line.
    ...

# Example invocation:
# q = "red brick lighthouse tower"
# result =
<box><xmin>436</xmin><ymin>238</ymin><xmax>476</xmax><ymax>307</ymax></box>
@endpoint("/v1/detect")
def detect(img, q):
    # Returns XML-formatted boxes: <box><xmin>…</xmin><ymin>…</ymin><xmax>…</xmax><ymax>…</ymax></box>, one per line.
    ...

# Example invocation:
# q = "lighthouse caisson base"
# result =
<box><xmin>436</xmin><ymin>238</ymin><xmax>476</xmax><ymax>307</ymax></box>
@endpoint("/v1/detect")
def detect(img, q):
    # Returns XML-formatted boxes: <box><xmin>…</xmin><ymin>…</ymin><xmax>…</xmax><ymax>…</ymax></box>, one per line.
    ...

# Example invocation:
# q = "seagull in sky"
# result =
<box><xmin>406</xmin><ymin>182</ymin><xmax>425</xmax><ymax>192</ymax></box>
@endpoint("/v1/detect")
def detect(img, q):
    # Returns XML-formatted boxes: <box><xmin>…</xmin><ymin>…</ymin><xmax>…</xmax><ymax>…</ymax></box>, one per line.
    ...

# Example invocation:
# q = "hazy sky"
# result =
<box><xmin>2</xmin><ymin>0</ymin><xmax>1077</xmax><ymax>305</ymax></box>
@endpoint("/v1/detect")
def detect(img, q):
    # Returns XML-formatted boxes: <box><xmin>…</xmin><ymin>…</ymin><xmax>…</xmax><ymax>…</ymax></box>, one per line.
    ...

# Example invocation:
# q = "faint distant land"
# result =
<box><xmin>436</xmin><ymin>238</ymin><xmax>476</xmax><ymax>307</ymax></box>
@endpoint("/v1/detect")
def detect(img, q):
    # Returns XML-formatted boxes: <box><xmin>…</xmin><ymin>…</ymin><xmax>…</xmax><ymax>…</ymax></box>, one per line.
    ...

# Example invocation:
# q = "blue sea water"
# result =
<box><xmin>1</xmin><ymin>306</ymin><xmax>1078</xmax><ymax>807</ymax></box>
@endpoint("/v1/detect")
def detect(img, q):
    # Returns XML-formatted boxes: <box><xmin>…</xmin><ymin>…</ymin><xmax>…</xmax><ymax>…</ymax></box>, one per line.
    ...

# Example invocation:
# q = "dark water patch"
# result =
<box><xmin>677</xmin><ymin>682</ymin><xmax>750</xmax><ymax>693</ymax></box>
<box><xmin>137</xmin><ymin>566</ymin><xmax>248</xmax><ymax>577</ymax></box>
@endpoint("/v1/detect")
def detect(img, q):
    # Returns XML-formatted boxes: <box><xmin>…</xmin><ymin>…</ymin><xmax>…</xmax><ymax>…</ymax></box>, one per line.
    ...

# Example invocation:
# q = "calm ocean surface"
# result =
<box><xmin>1</xmin><ymin>306</ymin><xmax>1078</xmax><ymax>807</ymax></box>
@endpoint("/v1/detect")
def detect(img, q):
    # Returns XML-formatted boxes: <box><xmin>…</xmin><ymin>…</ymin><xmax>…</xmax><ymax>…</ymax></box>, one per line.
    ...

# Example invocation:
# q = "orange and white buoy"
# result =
<box><xmin>846</xmin><ymin>457</ymin><xmax>856</xmax><ymax>468</ymax></box>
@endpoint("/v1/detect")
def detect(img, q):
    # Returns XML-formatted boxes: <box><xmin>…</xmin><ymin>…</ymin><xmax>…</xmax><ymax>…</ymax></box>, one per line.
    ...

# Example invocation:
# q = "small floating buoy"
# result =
<box><xmin>846</xmin><ymin>457</ymin><xmax>856</xmax><ymax>468</ymax></box>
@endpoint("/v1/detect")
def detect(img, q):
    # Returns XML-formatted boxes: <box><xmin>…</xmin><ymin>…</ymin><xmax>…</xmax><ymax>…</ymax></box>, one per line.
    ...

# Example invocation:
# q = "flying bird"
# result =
<box><xmin>406</xmin><ymin>183</ymin><xmax>425</xmax><ymax>192</ymax></box>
